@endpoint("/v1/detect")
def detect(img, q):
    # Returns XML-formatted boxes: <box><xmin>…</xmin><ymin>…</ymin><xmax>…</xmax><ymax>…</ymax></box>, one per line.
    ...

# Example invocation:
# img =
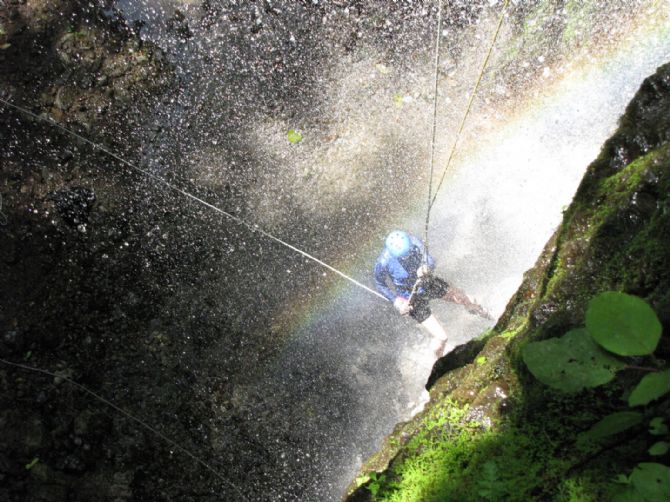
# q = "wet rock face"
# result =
<box><xmin>50</xmin><ymin>187</ymin><xmax>96</xmax><ymax>227</ymax></box>
<box><xmin>0</xmin><ymin>3</ymin><xmax>182</xmax><ymax>501</ymax></box>
<box><xmin>598</xmin><ymin>62</ymin><xmax>670</xmax><ymax>173</ymax></box>
<box><xmin>0</xmin><ymin>0</ymin><xmax>172</xmax><ymax>144</ymax></box>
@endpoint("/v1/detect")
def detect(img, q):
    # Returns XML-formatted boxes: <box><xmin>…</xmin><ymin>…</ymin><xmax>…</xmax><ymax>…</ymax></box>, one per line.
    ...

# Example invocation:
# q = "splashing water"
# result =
<box><xmin>97</xmin><ymin>1</ymin><xmax>670</xmax><ymax>499</ymax></box>
<box><xmin>257</xmin><ymin>5</ymin><xmax>670</xmax><ymax>500</ymax></box>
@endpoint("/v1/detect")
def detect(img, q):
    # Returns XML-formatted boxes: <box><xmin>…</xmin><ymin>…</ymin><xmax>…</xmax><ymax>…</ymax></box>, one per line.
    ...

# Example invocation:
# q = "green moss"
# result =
<box><xmin>361</xmin><ymin>144</ymin><xmax>669</xmax><ymax>500</ymax></box>
<box><xmin>475</xmin><ymin>328</ymin><xmax>495</xmax><ymax>341</ymax></box>
<box><xmin>367</xmin><ymin>395</ymin><xmax>623</xmax><ymax>502</ymax></box>
<box><xmin>499</xmin><ymin>325</ymin><xmax>523</xmax><ymax>340</ymax></box>
<box><xmin>350</xmin><ymin>61</ymin><xmax>670</xmax><ymax>501</ymax></box>
<box><xmin>540</xmin><ymin>150</ymin><xmax>664</xmax><ymax>308</ymax></box>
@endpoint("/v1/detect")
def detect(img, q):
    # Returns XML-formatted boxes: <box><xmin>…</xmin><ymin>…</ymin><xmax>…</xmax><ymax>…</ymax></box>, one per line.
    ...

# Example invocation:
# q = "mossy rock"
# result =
<box><xmin>346</xmin><ymin>62</ymin><xmax>670</xmax><ymax>502</ymax></box>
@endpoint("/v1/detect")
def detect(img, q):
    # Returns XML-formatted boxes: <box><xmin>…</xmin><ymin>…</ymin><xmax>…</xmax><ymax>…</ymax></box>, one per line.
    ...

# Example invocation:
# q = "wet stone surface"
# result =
<box><xmin>2</xmin><ymin>1</ymin><xmax>669</xmax><ymax>501</ymax></box>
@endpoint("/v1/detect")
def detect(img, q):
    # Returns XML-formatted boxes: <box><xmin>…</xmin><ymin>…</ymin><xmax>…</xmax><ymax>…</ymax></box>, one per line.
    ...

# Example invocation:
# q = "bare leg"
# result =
<box><xmin>420</xmin><ymin>314</ymin><xmax>449</xmax><ymax>359</ymax></box>
<box><xmin>443</xmin><ymin>286</ymin><xmax>493</xmax><ymax>320</ymax></box>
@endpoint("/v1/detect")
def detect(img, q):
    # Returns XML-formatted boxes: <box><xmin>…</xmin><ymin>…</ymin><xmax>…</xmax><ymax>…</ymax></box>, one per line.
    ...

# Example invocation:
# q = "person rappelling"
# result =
<box><xmin>374</xmin><ymin>230</ymin><xmax>492</xmax><ymax>358</ymax></box>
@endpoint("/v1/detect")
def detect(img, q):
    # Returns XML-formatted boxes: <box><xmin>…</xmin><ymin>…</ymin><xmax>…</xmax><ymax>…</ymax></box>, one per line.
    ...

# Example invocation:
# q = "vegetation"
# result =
<box><xmin>354</xmin><ymin>291</ymin><xmax>669</xmax><ymax>501</ymax></box>
<box><xmin>348</xmin><ymin>63</ymin><xmax>670</xmax><ymax>502</ymax></box>
<box><xmin>523</xmin><ymin>291</ymin><xmax>669</xmax><ymax>501</ymax></box>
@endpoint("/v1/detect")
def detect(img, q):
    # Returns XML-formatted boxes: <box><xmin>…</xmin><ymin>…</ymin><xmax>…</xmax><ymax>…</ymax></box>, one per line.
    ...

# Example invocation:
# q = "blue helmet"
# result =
<box><xmin>385</xmin><ymin>230</ymin><xmax>411</xmax><ymax>258</ymax></box>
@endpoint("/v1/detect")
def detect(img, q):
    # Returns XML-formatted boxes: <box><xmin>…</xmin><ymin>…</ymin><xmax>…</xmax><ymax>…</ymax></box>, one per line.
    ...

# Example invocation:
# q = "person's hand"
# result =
<box><xmin>394</xmin><ymin>297</ymin><xmax>411</xmax><ymax>316</ymax></box>
<box><xmin>417</xmin><ymin>265</ymin><xmax>430</xmax><ymax>278</ymax></box>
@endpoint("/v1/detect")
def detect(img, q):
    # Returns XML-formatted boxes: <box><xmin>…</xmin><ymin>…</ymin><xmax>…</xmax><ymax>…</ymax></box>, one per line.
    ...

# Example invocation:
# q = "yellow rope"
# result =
<box><xmin>429</xmin><ymin>0</ymin><xmax>510</xmax><ymax>210</ymax></box>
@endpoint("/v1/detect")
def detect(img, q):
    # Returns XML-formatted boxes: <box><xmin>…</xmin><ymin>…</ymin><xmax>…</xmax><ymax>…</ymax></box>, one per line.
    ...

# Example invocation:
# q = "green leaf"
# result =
<box><xmin>522</xmin><ymin>328</ymin><xmax>625</xmax><ymax>392</ymax></box>
<box><xmin>629</xmin><ymin>463</ymin><xmax>670</xmax><ymax>500</ymax></box>
<box><xmin>287</xmin><ymin>129</ymin><xmax>303</xmax><ymax>144</ymax></box>
<box><xmin>578</xmin><ymin>411</ymin><xmax>643</xmax><ymax>443</ymax></box>
<box><xmin>612</xmin><ymin>487</ymin><xmax>642</xmax><ymax>502</ymax></box>
<box><xmin>614</xmin><ymin>474</ymin><xmax>631</xmax><ymax>485</ymax></box>
<box><xmin>628</xmin><ymin>369</ymin><xmax>670</xmax><ymax>407</ymax></box>
<box><xmin>25</xmin><ymin>458</ymin><xmax>39</xmax><ymax>470</ymax></box>
<box><xmin>649</xmin><ymin>442</ymin><xmax>670</xmax><ymax>456</ymax></box>
<box><xmin>476</xmin><ymin>356</ymin><xmax>487</xmax><ymax>365</ymax></box>
<box><xmin>586</xmin><ymin>292</ymin><xmax>662</xmax><ymax>356</ymax></box>
<box><xmin>650</xmin><ymin>417</ymin><xmax>669</xmax><ymax>436</ymax></box>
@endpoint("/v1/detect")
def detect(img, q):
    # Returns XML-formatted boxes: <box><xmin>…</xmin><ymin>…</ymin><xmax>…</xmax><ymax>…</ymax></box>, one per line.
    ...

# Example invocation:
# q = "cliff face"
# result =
<box><xmin>0</xmin><ymin>3</ymin><xmax>190</xmax><ymax>501</ymax></box>
<box><xmin>347</xmin><ymin>62</ymin><xmax>670</xmax><ymax>501</ymax></box>
<box><xmin>3</xmin><ymin>2</ymin><xmax>669</xmax><ymax>500</ymax></box>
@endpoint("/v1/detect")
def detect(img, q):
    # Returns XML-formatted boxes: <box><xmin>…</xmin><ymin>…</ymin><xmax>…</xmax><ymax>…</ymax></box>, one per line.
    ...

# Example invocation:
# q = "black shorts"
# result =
<box><xmin>409</xmin><ymin>276</ymin><xmax>450</xmax><ymax>323</ymax></box>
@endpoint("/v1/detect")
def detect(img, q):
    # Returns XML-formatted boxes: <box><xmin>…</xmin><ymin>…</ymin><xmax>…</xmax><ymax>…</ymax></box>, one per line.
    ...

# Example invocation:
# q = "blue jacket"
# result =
<box><xmin>373</xmin><ymin>234</ymin><xmax>435</xmax><ymax>302</ymax></box>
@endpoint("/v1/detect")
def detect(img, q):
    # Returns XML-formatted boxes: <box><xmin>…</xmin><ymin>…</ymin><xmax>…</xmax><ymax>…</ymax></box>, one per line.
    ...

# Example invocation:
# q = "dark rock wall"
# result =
<box><xmin>0</xmin><ymin>2</ymin><xmax>224</xmax><ymax>501</ymax></box>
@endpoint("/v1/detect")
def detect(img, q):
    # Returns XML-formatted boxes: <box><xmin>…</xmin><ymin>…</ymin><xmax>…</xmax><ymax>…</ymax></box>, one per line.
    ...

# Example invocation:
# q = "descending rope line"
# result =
<box><xmin>423</xmin><ymin>0</ymin><xmax>443</xmax><ymax>260</ymax></box>
<box><xmin>0</xmin><ymin>97</ymin><xmax>387</xmax><ymax>301</ymax></box>
<box><xmin>0</xmin><ymin>358</ymin><xmax>248</xmax><ymax>501</ymax></box>
<box><xmin>427</xmin><ymin>0</ymin><xmax>509</xmax><ymax>213</ymax></box>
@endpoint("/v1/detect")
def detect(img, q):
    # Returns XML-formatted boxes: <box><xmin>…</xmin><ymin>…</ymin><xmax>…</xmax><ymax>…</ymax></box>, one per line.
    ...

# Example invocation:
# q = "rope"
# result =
<box><xmin>0</xmin><ymin>97</ymin><xmax>387</xmax><ymax>302</ymax></box>
<box><xmin>423</xmin><ymin>0</ymin><xmax>443</xmax><ymax>261</ymax></box>
<box><xmin>0</xmin><ymin>357</ymin><xmax>248</xmax><ymax>501</ymax></box>
<box><xmin>428</xmin><ymin>0</ymin><xmax>509</xmax><ymax>211</ymax></box>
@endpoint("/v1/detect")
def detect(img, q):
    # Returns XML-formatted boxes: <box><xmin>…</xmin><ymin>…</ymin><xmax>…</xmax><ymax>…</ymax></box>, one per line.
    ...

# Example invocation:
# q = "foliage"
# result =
<box><xmin>25</xmin><ymin>458</ymin><xmax>39</xmax><ymax>470</ymax></box>
<box><xmin>577</xmin><ymin>412</ymin><xmax>642</xmax><ymax>444</ymax></box>
<box><xmin>476</xmin><ymin>460</ymin><xmax>507</xmax><ymax>501</ymax></box>
<box><xmin>612</xmin><ymin>463</ymin><xmax>670</xmax><ymax>501</ymax></box>
<box><xmin>649</xmin><ymin>442</ymin><xmax>669</xmax><ymax>456</ymax></box>
<box><xmin>522</xmin><ymin>292</ymin><xmax>669</xmax><ymax>501</ymax></box>
<box><xmin>367</xmin><ymin>472</ymin><xmax>386</xmax><ymax>497</ymax></box>
<box><xmin>366</xmin><ymin>399</ymin><xmax>588</xmax><ymax>502</ymax></box>
<box><xmin>650</xmin><ymin>417</ymin><xmax>668</xmax><ymax>436</ymax></box>
<box><xmin>522</xmin><ymin>292</ymin><xmax>664</xmax><ymax>393</ymax></box>
<box><xmin>585</xmin><ymin>292</ymin><xmax>662</xmax><ymax>356</ymax></box>
<box><xmin>356</xmin><ymin>288</ymin><xmax>667</xmax><ymax>501</ymax></box>
<box><xmin>522</xmin><ymin>328</ymin><xmax>624</xmax><ymax>392</ymax></box>
<box><xmin>628</xmin><ymin>370</ymin><xmax>670</xmax><ymax>407</ymax></box>
<box><xmin>287</xmin><ymin>129</ymin><xmax>303</xmax><ymax>144</ymax></box>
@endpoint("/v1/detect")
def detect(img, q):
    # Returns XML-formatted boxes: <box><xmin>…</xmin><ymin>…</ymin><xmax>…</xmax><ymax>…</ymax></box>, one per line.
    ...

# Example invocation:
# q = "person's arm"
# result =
<box><xmin>373</xmin><ymin>260</ymin><xmax>396</xmax><ymax>302</ymax></box>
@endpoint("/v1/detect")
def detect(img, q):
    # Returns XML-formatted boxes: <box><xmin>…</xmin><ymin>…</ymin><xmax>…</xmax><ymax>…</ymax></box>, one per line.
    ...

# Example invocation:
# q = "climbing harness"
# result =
<box><xmin>0</xmin><ymin>97</ymin><xmax>387</xmax><ymax>302</ymax></box>
<box><xmin>0</xmin><ymin>357</ymin><xmax>248</xmax><ymax>501</ymax></box>
<box><xmin>423</xmin><ymin>0</ymin><xmax>509</xmax><ymax>257</ymax></box>
<box><xmin>407</xmin><ymin>271</ymin><xmax>430</xmax><ymax>312</ymax></box>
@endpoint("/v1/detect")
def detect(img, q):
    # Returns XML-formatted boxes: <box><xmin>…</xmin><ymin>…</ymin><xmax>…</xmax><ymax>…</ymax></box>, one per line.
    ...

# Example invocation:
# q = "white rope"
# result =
<box><xmin>0</xmin><ymin>97</ymin><xmax>387</xmax><ymax>301</ymax></box>
<box><xmin>0</xmin><ymin>357</ymin><xmax>248</xmax><ymax>501</ymax></box>
<box><xmin>423</xmin><ymin>0</ymin><xmax>443</xmax><ymax>260</ymax></box>
<box><xmin>429</xmin><ymin>0</ymin><xmax>509</xmax><ymax>210</ymax></box>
